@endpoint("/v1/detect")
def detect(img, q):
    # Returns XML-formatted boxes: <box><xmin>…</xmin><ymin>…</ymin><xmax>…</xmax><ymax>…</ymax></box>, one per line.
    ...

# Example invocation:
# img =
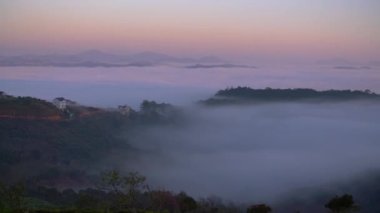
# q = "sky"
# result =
<box><xmin>1</xmin><ymin>0</ymin><xmax>380</xmax><ymax>61</ymax></box>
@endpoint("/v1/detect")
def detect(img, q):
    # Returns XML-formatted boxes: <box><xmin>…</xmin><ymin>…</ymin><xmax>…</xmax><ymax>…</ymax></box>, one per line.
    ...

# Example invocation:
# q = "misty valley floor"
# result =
<box><xmin>125</xmin><ymin>102</ymin><xmax>380</xmax><ymax>202</ymax></box>
<box><xmin>1</xmin><ymin>90</ymin><xmax>380</xmax><ymax>212</ymax></box>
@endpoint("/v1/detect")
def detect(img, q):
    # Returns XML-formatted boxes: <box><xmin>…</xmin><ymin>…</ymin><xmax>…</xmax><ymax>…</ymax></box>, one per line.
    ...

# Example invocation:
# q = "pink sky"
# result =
<box><xmin>1</xmin><ymin>0</ymin><xmax>380</xmax><ymax>61</ymax></box>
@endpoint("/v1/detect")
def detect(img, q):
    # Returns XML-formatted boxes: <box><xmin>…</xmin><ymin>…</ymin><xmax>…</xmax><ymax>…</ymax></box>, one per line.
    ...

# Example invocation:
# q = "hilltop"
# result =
<box><xmin>201</xmin><ymin>87</ymin><xmax>380</xmax><ymax>106</ymax></box>
<box><xmin>0</xmin><ymin>92</ymin><xmax>63</xmax><ymax>120</ymax></box>
<box><xmin>0</xmin><ymin>92</ymin><xmax>106</xmax><ymax>121</ymax></box>
<box><xmin>0</xmin><ymin>92</ymin><xmax>181</xmax><ymax>186</ymax></box>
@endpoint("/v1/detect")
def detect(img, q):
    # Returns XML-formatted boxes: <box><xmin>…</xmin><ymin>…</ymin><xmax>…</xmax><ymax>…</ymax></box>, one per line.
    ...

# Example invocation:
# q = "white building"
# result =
<box><xmin>53</xmin><ymin>97</ymin><xmax>76</xmax><ymax>110</ymax></box>
<box><xmin>118</xmin><ymin>105</ymin><xmax>133</xmax><ymax>116</ymax></box>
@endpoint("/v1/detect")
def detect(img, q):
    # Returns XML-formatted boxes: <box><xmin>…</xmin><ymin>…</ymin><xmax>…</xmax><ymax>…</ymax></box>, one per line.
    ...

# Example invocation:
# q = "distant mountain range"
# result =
<box><xmin>185</xmin><ymin>63</ymin><xmax>256</xmax><ymax>69</ymax></box>
<box><xmin>316</xmin><ymin>58</ymin><xmax>357</xmax><ymax>66</ymax></box>
<box><xmin>0</xmin><ymin>50</ymin><xmax>224</xmax><ymax>67</ymax></box>
<box><xmin>1</xmin><ymin>52</ymin><xmax>377</xmax><ymax>69</ymax></box>
<box><xmin>316</xmin><ymin>58</ymin><xmax>379</xmax><ymax>68</ymax></box>
<box><xmin>333</xmin><ymin>66</ymin><xmax>371</xmax><ymax>70</ymax></box>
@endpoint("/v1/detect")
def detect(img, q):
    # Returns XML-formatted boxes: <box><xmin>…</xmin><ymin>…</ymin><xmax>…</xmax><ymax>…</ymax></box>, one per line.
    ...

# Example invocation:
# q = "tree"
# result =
<box><xmin>247</xmin><ymin>204</ymin><xmax>272</xmax><ymax>213</ymax></box>
<box><xmin>150</xmin><ymin>190</ymin><xmax>178</xmax><ymax>212</ymax></box>
<box><xmin>123</xmin><ymin>171</ymin><xmax>147</xmax><ymax>207</ymax></box>
<box><xmin>325</xmin><ymin>194</ymin><xmax>359</xmax><ymax>213</ymax></box>
<box><xmin>99</xmin><ymin>170</ymin><xmax>123</xmax><ymax>193</ymax></box>
<box><xmin>177</xmin><ymin>192</ymin><xmax>197</xmax><ymax>213</ymax></box>
<box><xmin>0</xmin><ymin>182</ymin><xmax>25</xmax><ymax>212</ymax></box>
<box><xmin>98</xmin><ymin>170</ymin><xmax>147</xmax><ymax>210</ymax></box>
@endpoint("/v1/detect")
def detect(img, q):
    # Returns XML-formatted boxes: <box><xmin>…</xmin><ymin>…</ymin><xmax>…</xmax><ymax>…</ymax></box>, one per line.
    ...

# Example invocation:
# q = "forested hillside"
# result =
<box><xmin>1</xmin><ymin>90</ymin><xmax>380</xmax><ymax>212</ymax></box>
<box><xmin>201</xmin><ymin>87</ymin><xmax>380</xmax><ymax>105</ymax></box>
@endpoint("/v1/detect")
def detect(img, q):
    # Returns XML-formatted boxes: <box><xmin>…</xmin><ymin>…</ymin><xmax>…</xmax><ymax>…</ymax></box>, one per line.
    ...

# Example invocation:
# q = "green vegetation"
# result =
<box><xmin>0</xmin><ymin>171</ymin><xmax>235</xmax><ymax>212</ymax></box>
<box><xmin>0</xmin><ymin>170</ymin><xmax>263</xmax><ymax>213</ymax></box>
<box><xmin>201</xmin><ymin>87</ymin><xmax>380</xmax><ymax>105</ymax></box>
<box><xmin>0</xmin><ymin>171</ymin><xmax>369</xmax><ymax>213</ymax></box>
<box><xmin>0</xmin><ymin>93</ymin><xmax>62</xmax><ymax>119</ymax></box>
<box><xmin>0</xmin><ymin>93</ymin><xmax>181</xmax><ymax>186</ymax></box>
<box><xmin>1</xmin><ymin>90</ymin><xmax>380</xmax><ymax>212</ymax></box>
<box><xmin>0</xmin><ymin>112</ymin><xmax>130</xmax><ymax>185</ymax></box>
<box><xmin>0</xmin><ymin>182</ymin><xmax>25</xmax><ymax>212</ymax></box>
<box><xmin>325</xmin><ymin>194</ymin><xmax>359</xmax><ymax>213</ymax></box>
<box><xmin>247</xmin><ymin>204</ymin><xmax>272</xmax><ymax>213</ymax></box>
<box><xmin>140</xmin><ymin>100</ymin><xmax>182</xmax><ymax>123</ymax></box>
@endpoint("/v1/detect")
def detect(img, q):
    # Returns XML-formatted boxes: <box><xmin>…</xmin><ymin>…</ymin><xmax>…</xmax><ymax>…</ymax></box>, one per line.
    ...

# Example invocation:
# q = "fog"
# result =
<box><xmin>122</xmin><ymin>102</ymin><xmax>380</xmax><ymax>203</ymax></box>
<box><xmin>1</xmin><ymin>65</ymin><xmax>380</xmax><ymax>204</ymax></box>
<box><xmin>1</xmin><ymin>64</ymin><xmax>380</xmax><ymax>108</ymax></box>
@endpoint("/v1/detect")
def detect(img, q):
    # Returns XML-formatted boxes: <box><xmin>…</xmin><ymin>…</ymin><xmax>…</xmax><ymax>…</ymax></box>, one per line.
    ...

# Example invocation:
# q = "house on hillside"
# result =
<box><xmin>52</xmin><ymin>97</ymin><xmax>76</xmax><ymax>110</ymax></box>
<box><xmin>118</xmin><ymin>105</ymin><xmax>133</xmax><ymax>116</ymax></box>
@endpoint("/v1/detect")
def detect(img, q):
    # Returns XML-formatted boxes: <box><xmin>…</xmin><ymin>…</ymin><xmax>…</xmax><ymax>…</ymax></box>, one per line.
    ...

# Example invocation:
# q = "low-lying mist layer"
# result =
<box><xmin>122</xmin><ymin>101</ymin><xmax>380</xmax><ymax>203</ymax></box>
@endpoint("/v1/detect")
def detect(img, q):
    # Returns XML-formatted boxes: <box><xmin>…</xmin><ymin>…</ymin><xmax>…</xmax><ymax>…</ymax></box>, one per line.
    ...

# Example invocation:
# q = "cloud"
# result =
<box><xmin>118</xmin><ymin>101</ymin><xmax>380</xmax><ymax>203</ymax></box>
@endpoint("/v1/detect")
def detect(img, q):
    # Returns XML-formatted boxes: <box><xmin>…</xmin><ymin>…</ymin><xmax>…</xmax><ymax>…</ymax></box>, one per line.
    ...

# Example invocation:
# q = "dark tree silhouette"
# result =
<box><xmin>0</xmin><ymin>182</ymin><xmax>25</xmax><ymax>212</ymax></box>
<box><xmin>325</xmin><ymin>194</ymin><xmax>359</xmax><ymax>213</ymax></box>
<box><xmin>202</xmin><ymin>87</ymin><xmax>380</xmax><ymax>105</ymax></box>
<box><xmin>177</xmin><ymin>192</ymin><xmax>197</xmax><ymax>212</ymax></box>
<box><xmin>247</xmin><ymin>204</ymin><xmax>272</xmax><ymax>213</ymax></box>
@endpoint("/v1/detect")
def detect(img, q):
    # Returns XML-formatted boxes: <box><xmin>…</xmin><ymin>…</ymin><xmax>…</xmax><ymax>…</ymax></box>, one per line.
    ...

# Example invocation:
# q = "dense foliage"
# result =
<box><xmin>0</xmin><ymin>170</ymin><xmax>371</xmax><ymax>213</ymax></box>
<box><xmin>0</xmin><ymin>93</ymin><xmax>62</xmax><ymax>119</ymax></box>
<box><xmin>325</xmin><ymin>194</ymin><xmax>358</xmax><ymax>213</ymax></box>
<box><xmin>0</xmin><ymin>170</ymin><xmax>244</xmax><ymax>213</ymax></box>
<box><xmin>0</xmin><ymin>93</ymin><xmax>181</xmax><ymax>186</ymax></box>
<box><xmin>201</xmin><ymin>87</ymin><xmax>380</xmax><ymax>105</ymax></box>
